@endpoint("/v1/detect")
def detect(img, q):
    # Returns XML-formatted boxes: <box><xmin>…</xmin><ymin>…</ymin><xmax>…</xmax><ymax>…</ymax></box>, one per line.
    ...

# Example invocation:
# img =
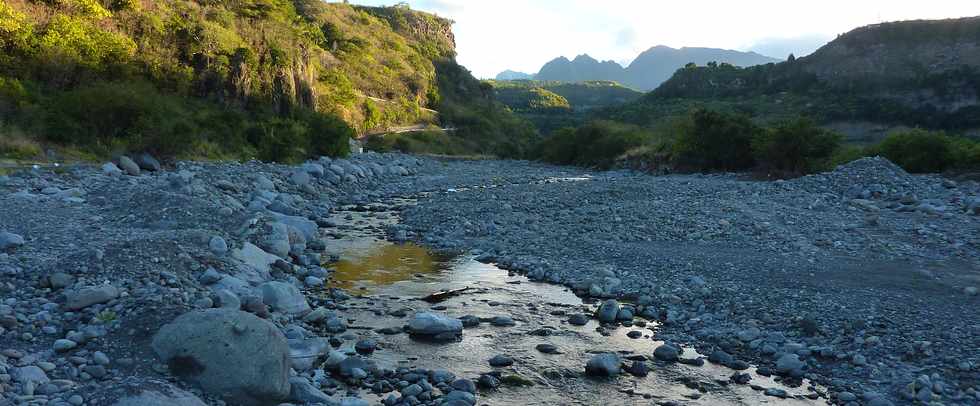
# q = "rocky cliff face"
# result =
<box><xmin>801</xmin><ymin>16</ymin><xmax>980</xmax><ymax>83</ymax></box>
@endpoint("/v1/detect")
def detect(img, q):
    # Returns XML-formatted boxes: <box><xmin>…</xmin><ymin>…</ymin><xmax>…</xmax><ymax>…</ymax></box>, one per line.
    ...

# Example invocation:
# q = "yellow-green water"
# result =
<box><xmin>328</xmin><ymin>243</ymin><xmax>450</xmax><ymax>292</ymax></box>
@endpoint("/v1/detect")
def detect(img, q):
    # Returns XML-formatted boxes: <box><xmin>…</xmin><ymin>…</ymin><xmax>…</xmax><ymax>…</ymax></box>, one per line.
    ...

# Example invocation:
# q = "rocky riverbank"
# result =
<box><xmin>398</xmin><ymin>157</ymin><xmax>980</xmax><ymax>405</ymax></box>
<box><xmin>0</xmin><ymin>153</ymin><xmax>976</xmax><ymax>405</ymax></box>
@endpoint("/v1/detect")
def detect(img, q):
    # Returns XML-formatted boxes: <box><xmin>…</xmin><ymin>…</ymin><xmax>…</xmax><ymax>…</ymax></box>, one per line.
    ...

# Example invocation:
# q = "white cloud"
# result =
<box><xmin>350</xmin><ymin>0</ymin><xmax>980</xmax><ymax>78</ymax></box>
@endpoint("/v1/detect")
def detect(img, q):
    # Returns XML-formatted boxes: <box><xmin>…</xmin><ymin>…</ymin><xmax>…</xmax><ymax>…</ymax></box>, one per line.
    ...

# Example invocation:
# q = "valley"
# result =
<box><xmin>1</xmin><ymin>2</ymin><xmax>979</xmax><ymax>406</ymax></box>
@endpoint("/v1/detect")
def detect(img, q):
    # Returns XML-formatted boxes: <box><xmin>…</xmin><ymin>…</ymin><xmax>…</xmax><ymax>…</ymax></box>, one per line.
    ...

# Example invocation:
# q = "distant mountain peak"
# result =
<box><xmin>531</xmin><ymin>46</ymin><xmax>781</xmax><ymax>90</ymax></box>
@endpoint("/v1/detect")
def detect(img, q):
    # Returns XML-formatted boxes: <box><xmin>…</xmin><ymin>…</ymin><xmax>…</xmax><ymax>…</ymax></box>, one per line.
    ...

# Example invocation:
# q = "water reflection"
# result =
<box><xmin>328</xmin><ymin>243</ymin><xmax>450</xmax><ymax>292</ymax></box>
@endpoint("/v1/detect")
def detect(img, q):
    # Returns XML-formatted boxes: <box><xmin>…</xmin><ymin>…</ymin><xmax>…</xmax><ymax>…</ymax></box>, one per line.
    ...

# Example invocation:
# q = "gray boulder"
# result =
<box><xmin>775</xmin><ymin>353</ymin><xmax>805</xmax><ymax>376</ymax></box>
<box><xmin>259</xmin><ymin>281</ymin><xmax>310</xmax><ymax>315</ymax></box>
<box><xmin>653</xmin><ymin>344</ymin><xmax>680</xmax><ymax>362</ymax></box>
<box><xmin>65</xmin><ymin>285</ymin><xmax>119</xmax><ymax>310</ymax></box>
<box><xmin>232</xmin><ymin>242</ymin><xmax>278</xmax><ymax>277</ymax></box>
<box><xmin>102</xmin><ymin>162</ymin><xmax>123</xmax><ymax>176</ymax></box>
<box><xmin>135</xmin><ymin>153</ymin><xmax>161</xmax><ymax>171</ymax></box>
<box><xmin>112</xmin><ymin>386</ymin><xmax>207</xmax><ymax>406</ymax></box>
<box><xmin>0</xmin><ymin>231</ymin><xmax>24</xmax><ymax>251</ymax></box>
<box><xmin>152</xmin><ymin>309</ymin><xmax>291</xmax><ymax>406</ymax></box>
<box><xmin>12</xmin><ymin>366</ymin><xmax>49</xmax><ymax>384</ymax></box>
<box><xmin>407</xmin><ymin>312</ymin><xmax>463</xmax><ymax>341</ymax></box>
<box><xmin>290</xmin><ymin>171</ymin><xmax>312</xmax><ymax>188</ymax></box>
<box><xmin>288</xmin><ymin>377</ymin><xmax>334</xmax><ymax>405</ymax></box>
<box><xmin>117</xmin><ymin>156</ymin><xmax>140</xmax><ymax>176</ymax></box>
<box><xmin>209</xmin><ymin>237</ymin><xmax>228</xmax><ymax>256</ymax></box>
<box><xmin>595</xmin><ymin>299</ymin><xmax>620</xmax><ymax>323</ymax></box>
<box><xmin>585</xmin><ymin>353</ymin><xmax>621</xmax><ymax>376</ymax></box>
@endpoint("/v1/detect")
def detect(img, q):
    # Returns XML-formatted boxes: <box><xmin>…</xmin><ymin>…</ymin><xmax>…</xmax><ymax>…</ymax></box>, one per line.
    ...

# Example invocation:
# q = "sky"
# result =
<box><xmin>349</xmin><ymin>0</ymin><xmax>980</xmax><ymax>79</ymax></box>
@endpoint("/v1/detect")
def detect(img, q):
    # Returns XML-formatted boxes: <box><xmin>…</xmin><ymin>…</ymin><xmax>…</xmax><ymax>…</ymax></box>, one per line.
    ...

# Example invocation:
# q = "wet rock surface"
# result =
<box><xmin>0</xmin><ymin>153</ymin><xmax>975</xmax><ymax>405</ymax></box>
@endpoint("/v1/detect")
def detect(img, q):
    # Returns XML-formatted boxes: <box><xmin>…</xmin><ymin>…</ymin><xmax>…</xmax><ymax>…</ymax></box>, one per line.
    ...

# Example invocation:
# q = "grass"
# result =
<box><xmin>0</xmin><ymin>130</ymin><xmax>42</xmax><ymax>160</ymax></box>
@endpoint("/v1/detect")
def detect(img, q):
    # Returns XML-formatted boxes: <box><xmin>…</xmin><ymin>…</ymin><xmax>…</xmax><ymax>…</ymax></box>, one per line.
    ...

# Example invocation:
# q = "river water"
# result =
<box><xmin>318</xmin><ymin>199</ymin><xmax>827</xmax><ymax>405</ymax></box>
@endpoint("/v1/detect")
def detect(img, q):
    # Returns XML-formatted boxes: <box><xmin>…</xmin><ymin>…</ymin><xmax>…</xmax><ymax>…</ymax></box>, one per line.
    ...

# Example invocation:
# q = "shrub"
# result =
<box><xmin>535</xmin><ymin>120</ymin><xmax>653</xmax><ymax>168</ymax></box>
<box><xmin>40</xmin><ymin>79</ymin><xmax>353</xmax><ymax>161</ymax></box>
<box><xmin>306</xmin><ymin>111</ymin><xmax>353</xmax><ymax>157</ymax></box>
<box><xmin>752</xmin><ymin>118</ymin><xmax>842</xmax><ymax>175</ymax></box>
<box><xmin>42</xmin><ymin>80</ymin><xmax>195</xmax><ymax>155</ymax></box>
<box><xmin>878</xmin><ymin>129</ymin><xmax>956</xmax><ymax>173</ymax></box>
<box><xmin>0</xmin><ymin>128</ymin><xmax>42</xmax><ymax>160</ymax></box>
<box><xmin>673</xmin><ymin>108</ymin><xmax>760</xmax><ymax>171</ymax></box>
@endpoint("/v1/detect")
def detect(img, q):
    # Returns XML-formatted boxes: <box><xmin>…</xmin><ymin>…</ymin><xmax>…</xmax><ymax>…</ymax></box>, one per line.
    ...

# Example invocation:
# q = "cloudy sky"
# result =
<box><xmin>349</xmin><ymin>0</ymin><xmax>980</xmax><ymax>78</ymax></box>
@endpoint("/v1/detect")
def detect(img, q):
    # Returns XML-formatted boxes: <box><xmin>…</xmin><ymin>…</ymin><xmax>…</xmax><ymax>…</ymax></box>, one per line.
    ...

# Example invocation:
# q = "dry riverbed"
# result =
<box><xmin>0</xmin><ymin>153</ymin><xmax>976</xmax><ymax>406</ymax></box>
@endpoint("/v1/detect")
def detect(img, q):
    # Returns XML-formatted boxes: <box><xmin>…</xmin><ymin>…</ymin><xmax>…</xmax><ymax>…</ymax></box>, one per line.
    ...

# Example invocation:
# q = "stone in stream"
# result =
<box><xmin>490</xmin><ymin>315</ymin><xmax>516</xmax><ymax>327</ymax></box>
<box><xmin>451</xmin><ymin>379</ymin><xmax>477</xmax><ymax>394</ymax></box>
<box><xmin>568</xmin><ymin>314</ymin><xmax>589</xmax><ymax>326</ymax></box>
<box><xmin>585</xmin><ymin>353</ymin><xmax>621</xmax><ymax>377</ymax></box>
<box><xmin>535</xmin><ymin>344</ymin><xmax>559</xmax><ymax>354</ymax></box>
<box><xmin>407</xmin><ymin>312</ymin><xmax>463</xmax><ymax>341</ymax></box>
<box><xmin>488</xmin><ymin>355</ymin><xmax>514</xmax><ymax>367</ymax></box>
<box><xmin>151</xmin><ymin>309</ymin><xmax>291</xmax><ymax>406</ymax></box>
<box><xmin>625</xmin><ymin>360</ymin><xmax>650</xmax><ymax>377</ymax></box>
<box><xmin>595</xmin><ymin>299</ymin><xmax>620</xmax><ymax>323</ymax></box>
<box><xmin>288</xmin><ymin>377</ymin><xmax>333</xmax><ymax>404</ymax></box>
<box><xmin>654</xmin><ymin>343</ymin><xmax>680</xmax><ymax>362</ymax></box>
<box><xmin>355</xmin><ymin>339</ymin><xmax>377</xmax><ymax>355</ymax></box>
<box><xmin>459</xmin><ymin>315</ymin><xmax>481</xmax><ymax>328</ymax></box>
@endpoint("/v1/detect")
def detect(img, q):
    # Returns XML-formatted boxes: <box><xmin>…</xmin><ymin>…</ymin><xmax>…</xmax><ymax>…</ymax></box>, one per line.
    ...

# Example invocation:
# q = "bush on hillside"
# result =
<box><xmin>38</xmin><ymin>79</ymin><xmax>351</xmax><ymax>162</ymax></box>
<box><xmin>752</xmin><ymin>118</ymin><xmax>842</xmax><ymax>175</ymax></box>
<box><xmin>673</xmin><ymin>108</ymin><xmax>760</xmax><ymax>171</ymax></box>
<box><xmin>535</xmin><ymin>120</ymin><xmax>653</xmax><ymax>168</ymax></box>
<box><xmin>876</xmin><ymin>129</ymin><xmax>980</xmax><ymax>173</ymax></box>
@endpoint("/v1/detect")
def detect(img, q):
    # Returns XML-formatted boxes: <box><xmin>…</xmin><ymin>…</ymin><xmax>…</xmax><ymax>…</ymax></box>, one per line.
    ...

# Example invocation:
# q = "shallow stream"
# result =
<box><xmin>318</xmin><ymin>198</ymin><xmax>827</xmax><ymax>405</ymax></box>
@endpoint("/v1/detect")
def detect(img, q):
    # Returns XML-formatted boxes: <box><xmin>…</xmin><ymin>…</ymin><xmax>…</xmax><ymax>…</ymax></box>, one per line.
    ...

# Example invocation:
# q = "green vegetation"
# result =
<box><xmin>0</xmin><ymin>0</ymin><xmax>533</xmax><ymax>162</ymax></box>
<box><xmin>533</xmin><ymin>120</ymin><xmax>654</xmax><ymax>169</ymax></box>
<box><xmin>431</xmin><ymin>61</ymin><xmax>538</xmax><ymax>157</ymax></box>
<box><xmin>752</xmin><ymin>118</ymin><xmax>842</xmax><ymax>175</ymax></box>
<box><xmin>488</xmin><ymin>80</ymin><xmax>642</xmax><ymax>135</ymax></box>
<box><xmin>364</xmin><ymin>129</ymin><xmax>469</xmax><ymax>156</ymax></box>
<box><xmin>535</xmin><ymin>106</ymin><xmax>980</xmax><ymax>176</ymax></box>
<box><xmin>673</xmin><ymin>109</ymin><xmax>760</xmax><ymax>171</ymax></box>
<box><xmin>874</xmin><ymin>129</ymin><xmax>980</xmax><ymax>173</ymax></box>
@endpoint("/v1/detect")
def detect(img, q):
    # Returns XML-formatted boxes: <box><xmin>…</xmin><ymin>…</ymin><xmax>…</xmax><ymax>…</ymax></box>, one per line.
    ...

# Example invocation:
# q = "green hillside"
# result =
<box><xmin>488</xmin><ymin>80</ymin><xmax>642</xmax><ymax>134</ymax></box>
<box><xmin>600</xmin><ymin>17</ymin><xmax>980</xmax><ymax>141</ymax></box>
<box><xmin>0</xmin><ymin>0</ymin><xmax>535</xmax><ymax>162</ymax></box>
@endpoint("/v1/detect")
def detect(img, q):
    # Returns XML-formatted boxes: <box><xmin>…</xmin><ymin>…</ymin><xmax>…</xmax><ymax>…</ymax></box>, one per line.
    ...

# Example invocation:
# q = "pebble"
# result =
<box><xmin>53</xmin><ymin>339</ymin><xmax>77</xmax><ymax>353</ymax></box>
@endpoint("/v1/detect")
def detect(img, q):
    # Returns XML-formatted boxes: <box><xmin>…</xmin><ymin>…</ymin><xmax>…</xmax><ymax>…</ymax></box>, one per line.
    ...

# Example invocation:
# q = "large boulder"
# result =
<box><xmin>112</xmin><ymin>386</ymin><xmax>207</xmax><ymax>406</ymax></box>
<box><xmin>151</xmin><ymin>309</ymin><xmax>291</xmax><ymax>406</ymax></box>
<box><xmin>585</xmin><ymin>353</ymin><xmax>621</xmax><ymax>377</ymax></box>
<box><xmin>595</xmin><ymin>299</ymin><xmax>620</xmax><ymax>323</ymax></box>
<box><xmin>117</xmin><ymin>156</ymin><xmax>140</xmax><ymax>176</ymax></box>
<box><xmin>259</xmin><ymin>281</ymin><xmax>310</xmax><ymax>315</ymax></box>
<box><xmin>0</xmin><ymin>231</ymin><xmax>24</xmax><ymax>251</ymax></box>
<box><xmin>407</xmin><ymin>312</ymin><xmax>463</xmax><ymax>341</ymax></box>
<box><xmin>232</xmin><ymin>242</ymin><xmax>279</xmax><ymax>276</ymax></box>
<box><xmin>135</xmin><ymin>153</ymin><xmax>162</xmax><ymax>172</ymax></box>
<box><xmin>65</xmin><ymin>285</ymin><xmax>119</xmax><ymax>310</ymax></box>
<box><xmin>775</xmin><ymin>353</ymin><xmax>805</xmax><ymax>376</ymax></box>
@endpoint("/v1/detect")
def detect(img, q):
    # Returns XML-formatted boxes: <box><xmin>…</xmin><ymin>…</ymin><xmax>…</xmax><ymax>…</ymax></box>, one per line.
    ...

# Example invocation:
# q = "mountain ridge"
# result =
<box><xmin>498</xmin><ymin>45</ymin><xmax>780</xmax><ymax>90</ymax></box>
<box><xmin>599</xmin><ymin>16</ymin><xmax>980</xmax><ymax>139</ymax></box>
